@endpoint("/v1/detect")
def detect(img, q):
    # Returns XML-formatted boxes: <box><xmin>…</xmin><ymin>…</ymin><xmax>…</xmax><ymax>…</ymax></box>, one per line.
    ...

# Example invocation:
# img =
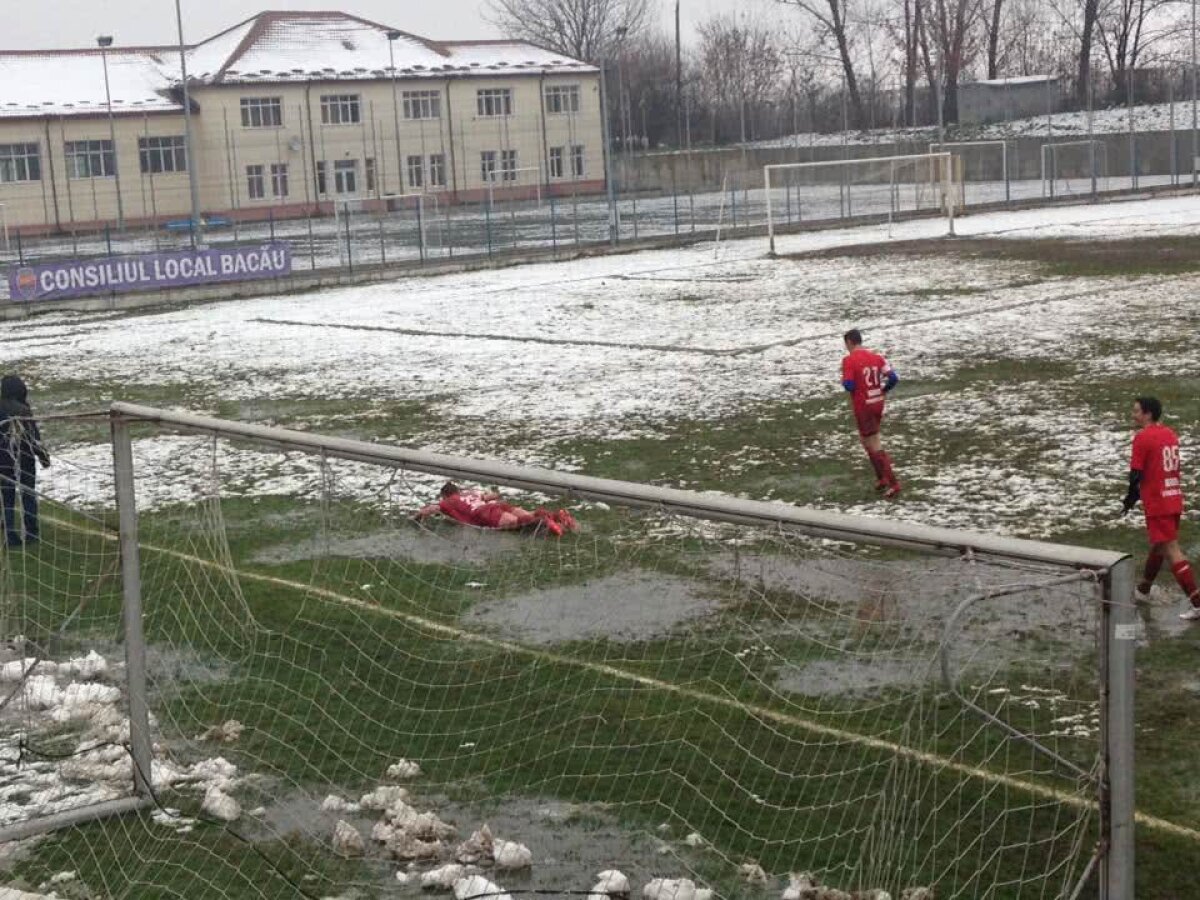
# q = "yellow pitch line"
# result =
<box><xmin>47</xmin><ymin>515</ymin><xmax>1200</xmax><ymax>843</ymax></box>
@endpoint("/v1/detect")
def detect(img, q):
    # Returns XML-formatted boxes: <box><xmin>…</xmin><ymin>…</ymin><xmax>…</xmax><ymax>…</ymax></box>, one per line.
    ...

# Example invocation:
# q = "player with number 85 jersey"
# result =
<box><xmin>1122</xmin><ymin>396</ymin><xmax>1200</xmax><ymax>621</ymax></box>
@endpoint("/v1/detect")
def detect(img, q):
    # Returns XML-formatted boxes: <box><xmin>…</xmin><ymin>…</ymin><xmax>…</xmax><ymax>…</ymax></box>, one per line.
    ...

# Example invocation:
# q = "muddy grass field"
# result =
<box><xmin>4</xmin><ymin>216</ymin><xmax>1200</xmax><ymax>898</ymax></box>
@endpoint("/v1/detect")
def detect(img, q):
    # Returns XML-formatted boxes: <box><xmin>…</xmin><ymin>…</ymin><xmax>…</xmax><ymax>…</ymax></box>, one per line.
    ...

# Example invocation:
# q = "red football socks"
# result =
<box><xmin>866</xmin><ymin>451</ymin><xmax>885</xmax><ymax>481</ymax></box>
<box><xmin>879</xmin><ymin>451</ymin><xmax>898</xmax><ymax>486</ymax></box>
<box><xmin>1171</xmin><ymin>560</ymin><xmax>1198</xmax><ymax>599</ymax></box>
<box><xmin>1143</xmin><ymin>551</ymin><xmax>1165</xmax><ymax>585</ymax></box>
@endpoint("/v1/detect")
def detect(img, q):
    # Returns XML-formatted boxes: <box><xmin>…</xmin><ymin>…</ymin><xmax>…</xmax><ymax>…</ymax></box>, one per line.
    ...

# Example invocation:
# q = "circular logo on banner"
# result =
<box><xmin>12</xmin><ymin>268</ymin><xmax>38</xmax><ymax>301</ymax></box>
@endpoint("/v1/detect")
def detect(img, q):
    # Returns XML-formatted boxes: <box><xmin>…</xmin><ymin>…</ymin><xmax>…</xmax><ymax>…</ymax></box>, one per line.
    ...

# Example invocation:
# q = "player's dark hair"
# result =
<box><xmin>440</xmin><ymin>481</ymin><xmax>460</xmax><ymax>498</ymax></box>
<box><xmin>844</xmin><ymin>329</ymin><xmax>863</xmax><ymax>346</ymax></box>
<box><xmin>1135</xmin><ymin>396</ymin><xmax>1162</xmax><ymax>421</ymax></box>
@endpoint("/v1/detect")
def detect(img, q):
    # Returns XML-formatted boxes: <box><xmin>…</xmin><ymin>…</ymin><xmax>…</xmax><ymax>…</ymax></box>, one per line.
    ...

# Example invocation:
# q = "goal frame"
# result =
<box><xmin>765</xmin><ymin>153</ymin><xmax>958</xmax><ymax>256</ymax></box>
<box><xmin>486</xmin><ymin>166</ymin><xmax>544</xmax><ymax>208</ymax></box>
<box><xmin>1041</xmin><ymin>140</ymin><xmax>1109</xmax><ymax>200</ymax></box>
<box><xmin>1</xmin><ymin>401</ymin><xmax>1137</xmax><ymax>900</ymax></box>
<box><xmin>930</xmin><ymin>140</ymin><xmax>1012</xmax><ymax>203</ymax></box>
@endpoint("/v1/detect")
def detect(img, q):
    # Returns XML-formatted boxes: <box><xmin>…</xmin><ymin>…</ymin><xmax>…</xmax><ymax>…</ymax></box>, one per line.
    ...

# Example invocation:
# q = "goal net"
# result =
<box><xmin>765</xmin><ymin>154</ymin><xmax>963</xmax><ymax>254</ymax></box>
<box><xmin>0</xmin><ymin>405</ymin><xmax>1138</xmax><ymax>899</ymax></box>
<box><xmin>1041</xmin><ymin>141</ymin><xmax>1109</xmax><ymax>200</ymax></box>
<box><xmin>930</xmin><ymin>141</ymin><xmax>1013</xmax><ymax>204</ymax></box>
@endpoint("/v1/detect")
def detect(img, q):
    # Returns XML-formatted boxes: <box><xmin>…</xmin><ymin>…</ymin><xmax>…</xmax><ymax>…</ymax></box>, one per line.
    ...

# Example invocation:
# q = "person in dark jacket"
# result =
<box><xmin>0</xmin><ymin>375</ymin><xmax>50</xmax><ymax>547</ymax></box>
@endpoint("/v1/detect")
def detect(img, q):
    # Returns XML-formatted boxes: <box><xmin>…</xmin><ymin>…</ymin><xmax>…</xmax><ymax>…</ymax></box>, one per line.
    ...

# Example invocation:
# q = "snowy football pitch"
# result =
<box><xmin>4</xmin><ymin>195</ymin><xmax>1200</xmax><ymax>898</ymax></box>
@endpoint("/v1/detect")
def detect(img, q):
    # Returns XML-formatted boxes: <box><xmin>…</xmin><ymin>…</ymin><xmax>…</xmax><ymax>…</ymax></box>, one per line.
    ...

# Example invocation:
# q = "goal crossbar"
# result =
<box><xmin>765</xmin><ymin>152</ymin><xmax>957</xmax><ymax>254</ymax></box>
<box><xmin>110</xmin><ymin>402</ymin><xmax>1120</xmax><ymax>570</ymax></box>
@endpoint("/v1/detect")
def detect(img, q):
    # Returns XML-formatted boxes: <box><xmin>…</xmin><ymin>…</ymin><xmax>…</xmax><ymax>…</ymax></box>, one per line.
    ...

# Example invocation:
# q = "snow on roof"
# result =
<box><xmin>0</xmin><ymin>11</ymin><xmax>595</xmax><ymax>120</ymax></box>
<box><xmin>970</xmin><ymin>74</ymin><xmax>1059</xmax><ymax>87</ymax></box>
<box><xmin>0</xmin><ymin>49</ymin><xmax>179</xmax><ymax>120</ymax></box>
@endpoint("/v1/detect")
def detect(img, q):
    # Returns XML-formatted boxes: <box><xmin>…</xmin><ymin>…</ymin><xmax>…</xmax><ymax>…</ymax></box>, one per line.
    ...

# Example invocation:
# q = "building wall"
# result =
<box><xmin>958</xmin><ymin>80</ymin><xmax>1061</xmax><ymax>126</ymax></box>
<box><xmin>0</xmin><ymin>71</ymin><xmax>603</xmax><ymax>233</ymax></box>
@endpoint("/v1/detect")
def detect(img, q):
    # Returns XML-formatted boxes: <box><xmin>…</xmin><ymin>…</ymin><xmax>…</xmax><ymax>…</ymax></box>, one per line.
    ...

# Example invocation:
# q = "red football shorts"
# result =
<box><xmin>854</xmin><ymin>406</ymin><xmax>883</xmax><ymax>440</ymax></box>
<box><xmin>1145</xmin><ymin>514</ymin><xmax>1181</xmax><ymax>545</ymax></box>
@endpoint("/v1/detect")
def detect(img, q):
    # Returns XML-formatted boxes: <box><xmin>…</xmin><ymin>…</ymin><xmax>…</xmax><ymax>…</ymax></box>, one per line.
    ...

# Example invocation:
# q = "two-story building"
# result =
<box><xmin>0</xmin><ymin>10</ymin><xmax>605</xmax><ymax>234</ymax></box>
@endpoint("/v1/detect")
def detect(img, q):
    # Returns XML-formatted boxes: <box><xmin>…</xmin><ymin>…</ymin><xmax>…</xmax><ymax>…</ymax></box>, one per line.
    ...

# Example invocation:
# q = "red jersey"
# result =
<box><xmin>439</xmin><ymin>492</ymin><xmax>495</xmax><ymax>527</ymax></box>
<box><xmin>841</xmin><ymin>347</ymin><xmax>894</xmax><ymax>412</ymax></box>
<box><xmin>1131</xmin><ymin>423</ymin><xmax>1184</xmax><ymax>517</ymax></box>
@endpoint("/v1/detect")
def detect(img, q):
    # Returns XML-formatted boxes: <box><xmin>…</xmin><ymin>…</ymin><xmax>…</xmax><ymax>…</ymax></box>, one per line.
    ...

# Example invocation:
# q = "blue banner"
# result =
<box><xmin>8</xmin><ymin>242</ymin><xmax>292</xmax><ymax>302</ymax></box>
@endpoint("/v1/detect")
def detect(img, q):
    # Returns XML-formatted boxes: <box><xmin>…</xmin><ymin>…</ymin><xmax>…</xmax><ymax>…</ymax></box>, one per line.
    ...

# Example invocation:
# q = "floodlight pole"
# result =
<box><xmin>387</xmin><ymin>32</ymin><xmax>404</xmax><ymax>194</ymax></box>
<box><xmin>1193</xmin><ymin>0</ymin><xmax>1198</xmax><ymax>186</ymax></box>
<box><xmin>599</xmin><ymin>54</ymin><xmax>618</xmax><ymax>245</ymax></box>
<box><xmin>175</xmin><ymin>0</ymin><xmax>203</xmax><ymax>248</ymax></box>
<box><xmin>97</xmin><ymin>37</ymin><xmax>125</xmax><ymax>232</ymax></box>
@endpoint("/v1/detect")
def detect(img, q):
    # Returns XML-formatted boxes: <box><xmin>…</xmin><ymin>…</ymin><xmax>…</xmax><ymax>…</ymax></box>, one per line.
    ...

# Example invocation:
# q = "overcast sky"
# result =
<box><xmin>3</xmin><ymin>0</ymin><xmax>779</xmax><ymax>51</ymax></box>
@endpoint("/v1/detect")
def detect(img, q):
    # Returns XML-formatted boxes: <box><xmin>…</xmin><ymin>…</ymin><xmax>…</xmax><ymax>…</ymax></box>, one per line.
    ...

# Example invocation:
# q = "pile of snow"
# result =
<box><xmin>454</xmin><ymin>874</ymin><xmax>512</xmax><ymax>900</ymax></box>
<box><xmin>492</xmin><ymin>838</ymin><xmax>532</xmax><ymax>870</ymax></box>
<box><xmin>195</xmin><ymin>719</ymin><xmax>245</xmax><ymax>743</ymax></box>
<box><xmin>738</xmin><ymin>863</ymin><xmax>768</xmax><ymax>884</ymax></box>
<box><xmin>201</xmin><ymin>785</ymin><xmax>241</xmax><ymax>822</ymax></box>
<box><xmin>643</xmin><ymin>879</ymin><xmax>713</xmax><ymax>900</ymax></box>
<box><xmin>589</xmin><ymin>870</ymin><xmax>630</xmax><ymax>900</ymax></box>
<box><xmin>332</xmin><ymin>820</ymin><xmax>366</xmax><ymax>857</ymax></box>
<box><xmin>454</xmin><ymin>824</ymin><xmax>494</xmax><ymax>865</ymax></box>
<box><xmin>386</xmin><ymin>758</ymin><xmax>422</xmax><ymax>780</ymax></box>
<box><xmin>0</xmin><ymin>647</ymin><xmax>250</xmax><ymax>832</ymax></box>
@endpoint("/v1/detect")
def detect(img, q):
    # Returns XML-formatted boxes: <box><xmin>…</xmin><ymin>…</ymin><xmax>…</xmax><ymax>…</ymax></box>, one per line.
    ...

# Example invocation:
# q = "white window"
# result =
<box><xmin>365</xmin><ymin>158</ymin><xmax>377</xmax><ymax>193</ymax></box>
<box><xmin>480</xmin><ymin>151</ymin><xmax>497</xmax><ymax>183</ymax></box>
<box><xmin>240</xmin><ymin>97</ymin><xmax>283</xmax><ymax>128</ymax></box>
<box><xmin>571</xmin><ymin>145</ymin><xmax>585</xmax><ymax>178</ymax></box>
<box><xmin>407</xmin><ymin>155</ymin><xmax>424</xmax><ymax>189</ymax></box>
<box><xmin>500</xmin><ymin>149</ymin><xmax>517</xmax><ymax>182</ymax></box>
<box><xmin>271</xmin><ymin>163</ymin><xmax>289</xmax><ymax>198</ymax></box>
<box><xmin>544</xmin><ymin>85</ymin><xmax>580</xmax><ymax>114</ymax></box>
<box><xmin>138</xmin><ymin>136</ymin><xmax>186</xmax><ymax>174</ymax></box>
<box><xmin>65</xmin><ymin>140</ymin><xmax>115</xmax><ymax>179</ymax></box>
<box><xmin>334</xmin><ymin>159</ymin><xmax>358</xmax><ymax>194</ymax></box>
<box><xmin>476</xmin><ymin>88</ymin><xmax>513</xmax><ymax>117</ymax></box>
<box><xmin>402</xmin><ymin>90</ymin><xmax>441</xmax><ymax>120</ymax></box>
<box><xmin>429</xmin><ymin>153</ymin><xmax>446</xmax><ymax>188</ymax></box>
<box><xmin>0</xmin><ymin>143</ymin><xmax>41</xmax><ymax>183</ymax></box>
<box><xmin>320</xmin><ymin>94</ymin><xmax>361</xmax><ymax>125</ymax></box>
<box><xmin>246</xmin><ymin>164</ymin><xmax>265</xmax><ymax>200</ymax></box>
<box><xmin>548</xmin><ymin>147</ymin><xmax>564</xmax><ymax>179</ymax></box>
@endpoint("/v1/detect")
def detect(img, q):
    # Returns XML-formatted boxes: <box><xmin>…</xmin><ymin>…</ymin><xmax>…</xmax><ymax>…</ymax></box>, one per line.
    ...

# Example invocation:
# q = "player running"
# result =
<box><xmin>841</xmin><ymin>329</ymin><xmax>901</xmax><ymax>498</ymax></box>
<box><xmin>1121</xmin><ymin>396</ymin><xmax>1200</xmax><ymax>621</ymax></box>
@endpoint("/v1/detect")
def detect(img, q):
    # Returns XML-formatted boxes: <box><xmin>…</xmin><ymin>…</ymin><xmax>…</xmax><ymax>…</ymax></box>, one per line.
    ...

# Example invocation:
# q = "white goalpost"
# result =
<box><xmin>765</xmin><ymin>152</ymin><xmax>959</xmax><ymax>255</ymax></box>
<box><xmin>931</xmin><ymin>140</ymin><xmax>1011</xmax><ymax>203</ymax></box>
<box><xmin>486</xmin><ymin>166</ymin><xmax>543</xmax><ymax>209</ymax></box>
<box><xmin>1041</xmin><ymin>140</ymin><xmax>1109</xmax><ymax>199</ymax></box>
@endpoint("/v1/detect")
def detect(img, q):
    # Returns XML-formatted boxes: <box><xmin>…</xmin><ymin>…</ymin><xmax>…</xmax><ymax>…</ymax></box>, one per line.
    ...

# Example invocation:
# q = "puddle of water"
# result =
<box><xmin>463</xmin><ymin>571</ymin><xmax>722</xmax><ymax>646</ymax></box>
<box><xmin>253</xmin><ymin>525</ymin><xmax>523</xmax><ymax>568</ymax></box>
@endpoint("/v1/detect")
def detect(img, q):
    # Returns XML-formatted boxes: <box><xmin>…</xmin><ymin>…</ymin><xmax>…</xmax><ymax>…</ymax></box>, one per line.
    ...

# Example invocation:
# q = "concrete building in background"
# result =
<box><xmin>957</xmin><ymin>76</ymin><xmax>1061</xmax><ymax>127</ymax></box>
<box><xmin>0</xmin><ymin>10</ymin><xmax>603</xmax><ymax>234</ymax></box>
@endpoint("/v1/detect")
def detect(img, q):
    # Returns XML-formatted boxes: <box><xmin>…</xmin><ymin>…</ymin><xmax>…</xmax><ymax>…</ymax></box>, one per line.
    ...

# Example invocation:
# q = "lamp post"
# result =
<box><xmin>97</xmin><ymin>36</ymin><xmax>125</xmax><ymax>231</ymax></box>
<box><xmin>174</xmin><ymin>0</ymin><xmax>203</xmax><ymax>247</ymax></box>
<box><xmin>386</xmin><ymin>31</ymin><xmax>404</xmax><ymax>195</ymax></box>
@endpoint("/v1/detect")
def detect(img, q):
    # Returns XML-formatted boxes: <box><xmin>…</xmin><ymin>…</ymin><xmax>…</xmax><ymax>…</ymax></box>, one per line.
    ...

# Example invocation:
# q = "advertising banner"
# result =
<box><xmin>8</xmin><ymin>243</ymin><xmax>292</xmax><ymax>302</ymax></box>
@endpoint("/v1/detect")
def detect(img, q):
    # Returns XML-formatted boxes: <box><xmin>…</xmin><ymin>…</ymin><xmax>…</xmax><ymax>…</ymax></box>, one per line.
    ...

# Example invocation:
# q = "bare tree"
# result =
<box><xmin>1096</xmin><ymin>0</ymin><xmax>1178</xmax><ymax>99</ymax></box>
<box><xmin>698</xmin><ymin>13</ymin><xmax>785</xmax><ymax>142</ymax></box>
<box><xmin>484</xmin><ymin>0</ymin><xmax>652</xmax><ymax>62</ymax></box>
<box><xmin>928</xmin><ymin>0</ymin><xmax>982</xmax><ymax>122</ymax></box>
<box><xmin>983</xmin><ymin>0</ymin><xmax>1005</xmax><ymax>79</ymax></box>
<box><xmin>777</xmin><ymin>0</ymin><xmax>866</xmax><ymax>127</ymax></box>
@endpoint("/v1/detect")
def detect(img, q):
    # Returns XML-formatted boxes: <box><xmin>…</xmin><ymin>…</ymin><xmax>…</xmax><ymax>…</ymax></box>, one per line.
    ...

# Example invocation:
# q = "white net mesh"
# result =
<box><xmin>1</xmin><ymin>417</ymin><xmax>1110</xmax><ymax>899</ymax></box>
<box><xmin>766</xmin><ymin>155</ymin><xmax>962</xmax><ymax>238</ymax></box>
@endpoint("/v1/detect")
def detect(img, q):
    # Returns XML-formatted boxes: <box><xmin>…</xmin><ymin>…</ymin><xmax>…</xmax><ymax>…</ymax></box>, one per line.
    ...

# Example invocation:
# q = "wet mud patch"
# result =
<box><xmin>252</xmin><ymin>525</ymin><xmax>524</xmax><ymax>568</ymax></box>
<box><xmin>463</xmin><ymin>571</ymin><xmax>722</xmax><ymax>646</ymax></box>
<box><xmin>709</xmin><ymin>554</ymin><xmax>1098</xmax><ymax>697</ymax></box>
<box><xmin>246</xmin><ymin>787</ymin><xmax>681</xmax><ymax>896</ymax></box>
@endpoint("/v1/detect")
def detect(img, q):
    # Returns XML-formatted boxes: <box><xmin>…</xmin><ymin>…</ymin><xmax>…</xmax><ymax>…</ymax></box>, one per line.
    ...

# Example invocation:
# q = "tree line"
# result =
<box><xmin>486</xmin><ymin>0</ymin><xmax>1197</xmax><ymax>147</ymax></box>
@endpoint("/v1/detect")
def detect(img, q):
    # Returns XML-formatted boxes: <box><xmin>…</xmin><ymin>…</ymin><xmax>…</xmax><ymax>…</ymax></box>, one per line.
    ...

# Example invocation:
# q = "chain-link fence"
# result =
<box><xmin>4</xmin><ymin>63</ymin><xmax>1200</xmax><ymax>297</ymax></box>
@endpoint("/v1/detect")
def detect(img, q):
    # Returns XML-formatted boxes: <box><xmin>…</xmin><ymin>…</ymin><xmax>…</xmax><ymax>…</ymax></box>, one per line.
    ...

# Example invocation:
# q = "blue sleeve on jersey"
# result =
<box><xmin>884</xmin><ymin>371</ymin><xmax>899</xmax><ymax>393</ymax></box>
<box><xmin>842</xmin><ymin>379</ymin><xmax>856</xmax><ymax>393</ymax></box>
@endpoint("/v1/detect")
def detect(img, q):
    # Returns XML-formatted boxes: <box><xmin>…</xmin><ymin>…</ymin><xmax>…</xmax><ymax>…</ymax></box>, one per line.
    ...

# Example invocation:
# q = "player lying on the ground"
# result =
<box><xmin>1121</xmin><ymin>396</ymin><xmax>1200</xmax><ymax>622</ymax></box>
<box><xmin>841</xmin><ymin>329</ymin><xmax>901</xmax><ymax>498</ymax></box>
<box><xmin>415</xmin><ymin>482</ymin><xmax>579</xmax><ymax>537</ymax></box>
